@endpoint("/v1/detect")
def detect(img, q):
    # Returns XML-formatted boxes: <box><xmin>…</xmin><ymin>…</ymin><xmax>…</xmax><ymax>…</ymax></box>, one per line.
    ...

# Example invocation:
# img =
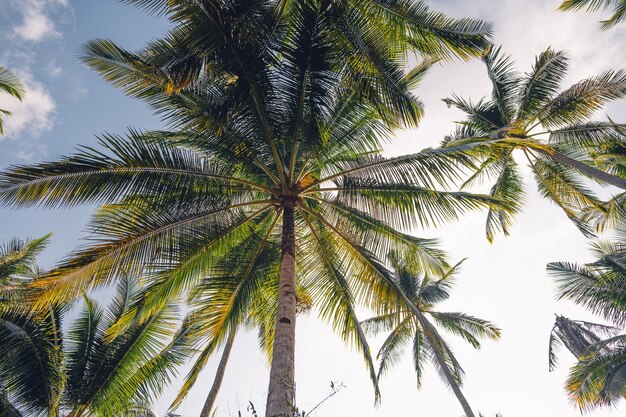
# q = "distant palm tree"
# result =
<box><xmin>548</xmin><ymin>228</ymin><xmax>626</xmax><ymax>410</ymax></box>
<box><xmin>0</xmin><ymin>2</ymin><xmax>503</xmax><ymax>415</ymax></box>
<box><xmin>0</xmin><ymin>276</ymin><xmax>191</xmax><ymax>417</ymax></box>
<box><xmin>443</xmin><ymin>46</ymin><xmax>626</xmax><ymax>241</ymax></box>
<box><xmin>559</xmin><ymin>0</ymin><xmax>626</xmax><ymax>30</ymax></box>
<box><xmin>0</xmin><ymin>66</ymin><xmax>25</xmax><ymax>135</ymax></box>
<box><xmin>362</xmin><ymin>256</ymin><xmax>501</xmax><ymax>417</ymax></box>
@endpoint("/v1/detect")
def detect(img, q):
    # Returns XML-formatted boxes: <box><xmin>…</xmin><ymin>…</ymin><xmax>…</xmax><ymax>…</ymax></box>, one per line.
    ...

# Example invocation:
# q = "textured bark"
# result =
<box><xmin>426</xmin><ymin>331</ymin><xmax>476</xmax><ymax>417</ymax></box>
<box><xmin>199</xmin><ymin>330</ymin><xmax>236</xmax><ymax>417</ymax></box>
<box><xmin>265</xmin><ymin>202</ymin><xmax>297</xmax><ymax>417</ymax></box>
<box><xmin>534</xmin><ymin>147</ymin><xmax>626</xmax><ymax>190</ymax></box>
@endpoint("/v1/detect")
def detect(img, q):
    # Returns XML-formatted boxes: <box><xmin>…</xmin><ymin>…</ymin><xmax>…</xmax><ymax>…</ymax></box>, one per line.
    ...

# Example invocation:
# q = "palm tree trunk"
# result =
<box><xmin>407</xmin><ymin>301</ymin><xmax>476</xmax><ymax>417</ymax></box>
<box><xmin>425</xmin><ymin>332</ymin><xmax>476</xmax><ymax>417</ymax></box>
<box><xmin>199</xmin><ymin>330</ymin><xmax>237</xmax><ymax>417</ymax></box>
<box><xmin>265</xmin><ymin>201</ymin><xmax>297</xmax><ymax>417</ymax></box>
<box><xmin>533</xmin><ymin>147</ymin><xmax>626</xmax><ymax>190</ymax></box>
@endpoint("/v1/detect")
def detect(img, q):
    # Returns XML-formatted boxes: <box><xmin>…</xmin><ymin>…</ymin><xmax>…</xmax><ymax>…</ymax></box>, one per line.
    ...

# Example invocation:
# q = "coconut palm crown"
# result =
<box><xmin>362</xmin><ymin>255</ymin><xmax>501</xmax><ymax>417</ymax></box>
<box><xmin>442</xmin><ymin>46</ymin><xmax>626</xmax><ymax>242</ymax></box>
<box><xmin>548</xmin><ymin>228</ymin><xmax>626</xmax><ymax>410</ymax></box>
<box><xmin>0</xmin><ymin>1</ymin><xmax>504</xmax><ymax>415</ymax></box>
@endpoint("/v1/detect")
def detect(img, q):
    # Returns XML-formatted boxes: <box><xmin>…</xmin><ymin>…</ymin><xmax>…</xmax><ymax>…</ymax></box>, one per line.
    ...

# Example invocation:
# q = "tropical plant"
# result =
<box><xmin>0</xmin><ymin>276</ymin><xmax>191</xmax><ymax>417</ymax></box>
<box><xmin>0</xmin><ymin>1</ymin><xmax>503</xmax><ymax>415</ymax></box>
<box><xmin>559</xmin><ymin>0</ymin><xmax>626</xmax><ymax>29</ymax></box>
<box><xmin>547</xmin><ymin>228</ymin><xmax>626</xmax><ymax>410</ymax></box>
<box><xmin>548</xmin><ymin>315</ymin><xmax>616</xmax><ymax>370</ymax></box>
<box><xmin>361</xmin><ymin>255</ymin><xmax>501</xmax><ymax>417</ymax></box>
<box><xmin>174</xmin><ymin>272</ymin><xmax>312</xmax><ymax>417</ymax></box>
<box><xmin>573</xmin><ymin>122</ymin><xmax>626</xmax><ymax>231</ymax></box>
<box><xmin>442</xmin><ymin>45</ymin><xmax>626</xmax><ymax>241</ymax></box>
<box><xmin>0</xmin><ymin>66</ymin><xmax>25</xmax><ymax>135</ymax></box>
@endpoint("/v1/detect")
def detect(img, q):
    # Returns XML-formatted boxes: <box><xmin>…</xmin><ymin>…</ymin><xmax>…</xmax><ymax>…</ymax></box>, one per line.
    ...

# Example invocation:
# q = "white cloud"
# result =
<box><xmin>0</xmin><ymin>72</ymin><xmax>56</xmax><ymax>140</ymax></box>
<box><xmin>12</xmin><ymin>0</ymin><xmax>69</xmax><ymax>42</ymax></box>
<box><xmin>16</xmin><ymin>143</ymin><xmax>48</xmax><ymax>162</ymax></box>
<box><xmin>13</xmin><ymin>8</ymin><xmax>60</xmax><ymax>42</ymax></box>
<box><xmin>46</xmin><ymin>61</ymin><xmax>62</xmax><ymax>77</ymax></box>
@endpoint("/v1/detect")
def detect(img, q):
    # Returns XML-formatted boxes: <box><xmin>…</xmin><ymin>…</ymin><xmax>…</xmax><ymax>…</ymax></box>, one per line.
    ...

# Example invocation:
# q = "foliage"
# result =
<box><xmin>548</xmin><ymin>228</ymin><xmax>626</xmax><ymax>410</ymax></box>
<box><xmin>0</xmin><ymin>0</ymin><xmax>503</xmax><ymax>412</ymax></box>
<box><xmin>0</xmin><ymin>235</ymin><xmax>50</xmax><ymax>288</ymax></box>
<box><xmin>0</xmin><ymin>66</ymin><xmax>25</xmax><ymax>135</ymax></box>
<box><xmin>442</xmin><ymin>45</ymin><xmax>626</xmax><ymax>241</ymax></box>
<box><xmin>362</xmin><ymin>255</ymin><xmax>500</xmax><ymax>416</ymax></box>
<box><xmin>559</xmin><ymin>0</ymin><xmax>626</xmax><ymax>29</ymax></box>
<box><xmin>0</xmin><ymin>274</ymin><xmax>191</xmax><ymax>417</ymax></box>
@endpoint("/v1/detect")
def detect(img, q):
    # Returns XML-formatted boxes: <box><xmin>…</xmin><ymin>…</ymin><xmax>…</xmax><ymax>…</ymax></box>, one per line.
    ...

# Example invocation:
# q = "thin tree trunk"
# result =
<box><xmin>405</xmin><ymin>298</ymin><xmax>476</xmax><ymax>417</ymax></box>
<box><xmin>199</xmin><ymin>330</ymin><xmax>236</xmax><ymax>417</ymax></box>
<box><xmin>265</xmin><ymin>202</ymin><xmax>297</xmax><ymax>417</ymax></box>
<box><xmin>425</xmin><ymin>331</ymin><xmax>476</xmax><ymax>417</ymax></box>
<box><xmin>533</xmin><ymin>147</ymin><xmax>626</xmax><ymax>190</ymax></box>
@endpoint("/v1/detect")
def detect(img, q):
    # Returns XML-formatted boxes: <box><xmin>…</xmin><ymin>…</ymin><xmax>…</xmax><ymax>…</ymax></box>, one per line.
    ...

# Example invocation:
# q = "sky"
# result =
<box><xmin>0</xmin><ymin>1</ymin><xmax>625</xmax><ymax>417</ymax></box>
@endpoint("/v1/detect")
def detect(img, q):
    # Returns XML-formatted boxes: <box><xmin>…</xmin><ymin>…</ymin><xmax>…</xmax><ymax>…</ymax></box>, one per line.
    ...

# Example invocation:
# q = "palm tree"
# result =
<box><xmin>442</xmin><ymin>45</ymin><xmax>626</xmax><ymax>241</ymax></box>
<box><xmin>547</xmin><ymin>228</ymin><xmax>626</xmax><ymax>410</ymax></box>
<box><xmin>559</xmin><ymin>0</ymin><xmax>626</xmax><ymax>30</ymax></box>
<box><xmin>0</xmin><ymin>2</ymin><xmax>504</xmax><ymax>415</ymax></box>
<box><xmin>0</xmin><ymin>66</ymin><xmax>25</xmax><ymax>135</ymax></box>
<box><xmin>174</xmin><ymin>269</ymin><xmax>314</xmax><ymax>417</ymax></box>
<box><xmin>548</xmin><ymin>315</ymin><xmax>614</xmax><ymax>370</ymax></box>
<box><xmin>0</xmin><ymin>276</ymin><xmax>191</xmax><ymax>417</ymax></box>
<box><xmin>361</xmin><ymin>256</ymin><xmax>501</xmax><ymax>417</ymax></box>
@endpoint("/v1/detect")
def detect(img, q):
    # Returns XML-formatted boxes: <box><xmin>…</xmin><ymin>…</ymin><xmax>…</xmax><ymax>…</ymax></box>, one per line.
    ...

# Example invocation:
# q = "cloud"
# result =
<box><xmin>46</xmin><ymin>61</ymin><xmax>62</xmax><ymax>77</ymax></box>
<box><xmin>13</xmin><ymin>8</ymin><xmax>60</xmax><ymax>42</ymax></box>
<box><xmin>16</xmin><ymin>143</ymin><xmax>48</xmax><ymax>162</ymax></box>
<box><xmin>0</xmin><ymin>72</ymin><xmax>56</xmax><ymax>141</ymax></box>
<box><xmin>12</xmin><ymin>0</ymin><xmax>69</xmax><ymax>42</ymax></box>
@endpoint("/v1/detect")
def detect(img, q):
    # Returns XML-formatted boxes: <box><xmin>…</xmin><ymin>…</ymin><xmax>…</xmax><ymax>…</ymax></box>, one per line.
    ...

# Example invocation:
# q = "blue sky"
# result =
<box><xmin>1</xmin><ymin>1</ymin><xmax>626</xmax><ymax>417</ymax></box>
<box><xmin>0</xmin><ymin>0</ymin><xmax>170</xmax><ymax>265</ymax></box>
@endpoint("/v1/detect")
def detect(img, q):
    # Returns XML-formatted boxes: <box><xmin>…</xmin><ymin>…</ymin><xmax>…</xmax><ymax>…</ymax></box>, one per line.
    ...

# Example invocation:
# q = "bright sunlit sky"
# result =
<box><xmin>1</xmin><ymin>1</ymin><xmax>625</xmax><ymax>416</ymax></box>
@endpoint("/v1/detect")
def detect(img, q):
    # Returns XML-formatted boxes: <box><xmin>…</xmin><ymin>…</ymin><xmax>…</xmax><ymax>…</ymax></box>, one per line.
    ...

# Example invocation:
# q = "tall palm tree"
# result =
<box><xmin>548</xmin><ymin>228</ymin><xmax>626</xmax><ymax>410</ymax></box>
<box><xmin>0</xmin><ymin>276</ymin><xmax>191</xmax><ymax>417</ymax></box>
<box><xmin>173</xmin><ymin>264</ymin><xmax>313</xmax><ymax>417</ymax></box>
<box><xmin>362</xmin><ymin>256</ymin><xmax>501</xmax><ymax>417</ymax></box>
<box><xmin>0</xmin><ymin>66</ymin><xmax>25</xmax><ymax>135</ymax></box>
<box><xmin>442</xmin><ymin>46</ymin><xmax>626</xmax><ymax>241</ymax></box>
<box><xmin>0</xmin><ymin>2</ymin><xmax>503</xmax><ymax>415</ymax></box>
<box><xmin>559</xmin><ymin>0</ymin><xmax>626</xmax><ymax>30</ymax></box>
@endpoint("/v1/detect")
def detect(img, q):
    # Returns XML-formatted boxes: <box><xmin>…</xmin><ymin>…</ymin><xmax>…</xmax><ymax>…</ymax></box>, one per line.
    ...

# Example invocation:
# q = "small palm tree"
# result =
<box><xmin>0</xmin><ymin>276</ymin><xmax>191</xmax><ymax>417</ymax></box>
<box><xmin>443</xmin><ymin>46</ymin><xmax>626</xmax><ymax>241</ymax></box>
<box><xmin>548</xmin><ymin>228</ymin><xmax>626</xmax><ymax>410</ymax></box>
<box><xmin>0</xmin><ymin>66</ymin><xmax>25</xmax><ymax>135</ymax></box>
<box><xmin>559</xmin><ymin>0</ymin><xmax>626</xmax><ymax>30</ymax></box>
<box><xmin>0</xmin><ymin>2</ymin><xmax>504</xmax><ymax>415</ymax></box>
<box><xmin>362</xmin><ymin>255</ymin><xmax>501</xmax><ymax>417</ymax></box>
